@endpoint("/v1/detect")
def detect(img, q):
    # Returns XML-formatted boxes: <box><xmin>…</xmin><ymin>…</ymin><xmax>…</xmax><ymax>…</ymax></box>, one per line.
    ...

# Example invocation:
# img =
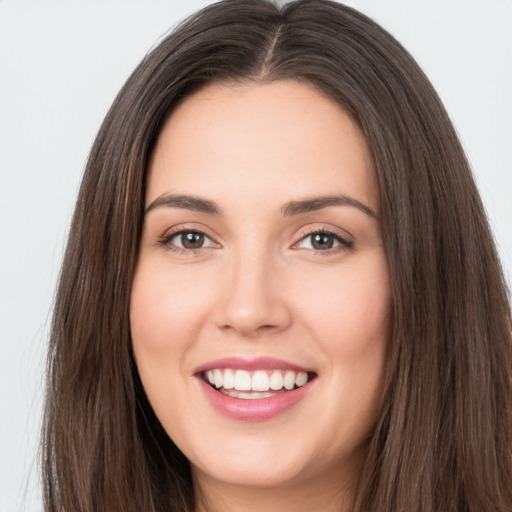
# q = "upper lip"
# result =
<box><xmin>194</xmin><ymin>357</ymin><xmax>314</xmax><ymax>375</ymax></box>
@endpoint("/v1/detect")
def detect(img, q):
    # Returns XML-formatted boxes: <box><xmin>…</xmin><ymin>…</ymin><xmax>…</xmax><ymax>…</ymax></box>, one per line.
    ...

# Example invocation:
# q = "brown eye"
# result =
<box><xmin>161</xmin><ymin>229</ymin><xmax>217</xmax><ymax>251</ymax></box>
<box><xmin>311</xmin><ymin>233</ymin><xmax>334</xmax><ymax>250</ymax></box>
<box><xmin>295</xmin><ymin>230</ymin><xmax>353</xmax><ymax>252</ymax></box>
<box><xmin>180</xmin><ymin>231</ymin><xmax>205</xmax><ymax>249</ymax></box>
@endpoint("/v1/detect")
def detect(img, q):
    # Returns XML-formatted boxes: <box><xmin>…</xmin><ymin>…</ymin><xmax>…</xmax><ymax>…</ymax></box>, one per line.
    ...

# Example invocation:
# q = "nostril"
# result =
<box><xmin>219</xmin><ymin>322</ymin><xmax>281</xmax><ymax>337</ymax></box>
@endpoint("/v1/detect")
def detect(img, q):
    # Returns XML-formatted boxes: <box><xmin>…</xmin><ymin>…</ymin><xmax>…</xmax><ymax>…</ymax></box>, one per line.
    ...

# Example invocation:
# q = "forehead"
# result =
<box><xmin>147</xmin><ymin>80</ymin><xmax>377</xmax><ymax>212</ymax></box>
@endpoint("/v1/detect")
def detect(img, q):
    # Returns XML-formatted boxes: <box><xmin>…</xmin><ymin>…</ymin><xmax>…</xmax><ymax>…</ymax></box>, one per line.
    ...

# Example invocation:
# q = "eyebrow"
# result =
<box><xmin>145</xmin><ymin>193</ymin><xmax>221</xmax><ymax>215</ymax></box>
<box><xmin>282</xmin><ymin>195</ymin><xmax>377</xmax><ymax>218</ymax></box>
<box><xmin>145</xmin><ymin>193</ymin><xmax>377</xmax><ymax>218</ymax></box>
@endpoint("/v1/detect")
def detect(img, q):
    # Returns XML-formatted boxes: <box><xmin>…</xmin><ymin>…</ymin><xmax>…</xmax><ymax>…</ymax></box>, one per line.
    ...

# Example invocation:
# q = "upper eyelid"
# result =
<box><xmin>295</xmin><ymin>224</ymin><xmax>354</xmax><ymax>242</ymax></box>
<box><xmin>160</xmin><ymin>223</ymin><xmax>219</xmax><ymax>242</ymax></box>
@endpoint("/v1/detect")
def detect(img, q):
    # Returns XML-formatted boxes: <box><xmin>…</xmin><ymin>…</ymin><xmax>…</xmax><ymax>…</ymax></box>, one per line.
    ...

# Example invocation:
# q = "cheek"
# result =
<box><xmin>300</xmin><ymin>258</ymin><xmax>390</xmax><ymax>442</ymax></box>
<box><xmin>297</xmin><ymin>256</ymin><xmax>391</xmax><ymax>351</ymax></box>
<box><xmin>130</xmin><ymin>262</ymin><xmax>214</xmax><ymax>355</ymax></box>
<box><xmin>298</xmin><ymin>254</ymin><xmax>391</xmax><ymax>413</ymax></box>
<box><xmin>129</xmin><ymin>261</ymin><xmax>217</xmax><ymax>431</ymax></box>
<box><xmin>129</xmin><ymin>262</ymin><xmax>212</xmax><ymax>417</ymax></box>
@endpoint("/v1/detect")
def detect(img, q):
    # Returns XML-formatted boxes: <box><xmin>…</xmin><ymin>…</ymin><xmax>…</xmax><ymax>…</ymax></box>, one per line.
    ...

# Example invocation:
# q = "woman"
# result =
<box><xmin>41</xmin><ymin>0</ymin><xmax>512</xmax><ymax>511</ymax></box>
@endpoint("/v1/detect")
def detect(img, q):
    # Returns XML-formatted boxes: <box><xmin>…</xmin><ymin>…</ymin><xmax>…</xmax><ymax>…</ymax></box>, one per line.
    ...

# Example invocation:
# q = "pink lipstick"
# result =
<box><xmin>194</xmin><ymin>357</ymin><xmax>316</xmax><ymax>421</ymax></box>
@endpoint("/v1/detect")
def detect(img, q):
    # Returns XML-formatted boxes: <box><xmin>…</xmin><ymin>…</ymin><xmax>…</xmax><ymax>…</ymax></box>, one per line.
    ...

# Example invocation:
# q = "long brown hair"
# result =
<box><xmin>41</xmin><ymin>1</ymin><xmax>512</xmax><ymax>510</ymax></box>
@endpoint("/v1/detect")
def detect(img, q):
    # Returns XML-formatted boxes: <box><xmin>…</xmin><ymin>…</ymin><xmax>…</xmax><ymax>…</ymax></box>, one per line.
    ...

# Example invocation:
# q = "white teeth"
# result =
<box><xmin>284</xmin><ymin>370</ymin><xmax>295</xmax><ymax>390</ymax></box>
<box><xmin>223</xmin><ymin>369</ymin><xmax>235</xmax><ymax>389</ymax></box>
<box><xmin>203</xmin><ymin>368</ymin><xmax>312</xmax><ymax>393</ymax></box>
<box><xmin>252</xmin><ymin>370</ymin><xmax>270</xmax><ymax>391</ymax></box>
<box><xmin>295</xmin><ymin>371</ymin><xmax>308</xmax><ymax>387</ymax></box>
<box><xmin>222</xmin><ymin>389</ymin><xmax>276</xmax><ymax>399</ymax></box>
<box><xmin>270</xmin><ymin>370</ymin><xmax>284</xmax><ymax>390</ymax></box>
<box><xmin>214</xmin><ymin>369</ymin><xmax>223</xmax><ymax>389</ymax></box>
<box><xmin>234</xmin><ymin>370</ymin><xmax>252</xmax><ymax>391</ymax></box>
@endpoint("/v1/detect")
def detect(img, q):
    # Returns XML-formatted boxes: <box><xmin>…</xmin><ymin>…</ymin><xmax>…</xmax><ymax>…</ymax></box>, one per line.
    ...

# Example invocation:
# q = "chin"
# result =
<box><xmin>192</xmin><ymin>449</ymin><xmax>311</xmax><ymax>489</ymax></box>
<box><xmin>185</xmin><ymin>425</ymin><xmax>359</xmax><ymax>491</ymax></box>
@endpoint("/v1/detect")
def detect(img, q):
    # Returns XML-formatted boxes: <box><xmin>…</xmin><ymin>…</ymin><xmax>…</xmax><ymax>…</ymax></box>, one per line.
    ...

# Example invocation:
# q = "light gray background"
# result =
<box><xmin>1</xmin><ymin>1</ymin><xmax>511</xmax><ymax>510</ymax></box>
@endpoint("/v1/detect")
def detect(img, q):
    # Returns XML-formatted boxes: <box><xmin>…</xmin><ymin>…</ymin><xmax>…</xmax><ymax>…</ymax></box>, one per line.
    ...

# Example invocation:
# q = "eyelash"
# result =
<box><xmin>157</xmin><ymin>226</ymin><xmax>354</xmax><ymax>255</ymax></box>
<box><xmin>293</xmin><ymin>227</ymin><xmax>354</xmax><ymax>253</ymax></box>
<box><xmin>157</xmin><ymin>227</ymin><xmax>218</xmax><ymax>255</ymax></box>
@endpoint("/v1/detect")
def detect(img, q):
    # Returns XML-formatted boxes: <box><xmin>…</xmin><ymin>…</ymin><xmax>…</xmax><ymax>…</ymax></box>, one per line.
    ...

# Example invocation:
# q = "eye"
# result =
<box><xmin>295</xmin><ymin>230</ymin><xmax>353</xmax><ymax>251</ymax></box>
<box><xmin>161</xmin><ymin>230</ymin><xmax>217</xmax><ymax>251</ymax></box>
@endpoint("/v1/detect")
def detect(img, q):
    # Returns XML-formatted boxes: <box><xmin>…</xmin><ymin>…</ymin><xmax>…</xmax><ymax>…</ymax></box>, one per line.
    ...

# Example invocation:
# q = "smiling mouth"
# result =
<box><xmin>202</xmin><ymin>368</ymin><xmax>317</xmax><ymax>399</ymax></box>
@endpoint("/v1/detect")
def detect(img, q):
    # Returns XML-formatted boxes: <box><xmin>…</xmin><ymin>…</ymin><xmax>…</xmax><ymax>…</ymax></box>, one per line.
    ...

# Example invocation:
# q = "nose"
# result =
<box><xmin>214</xmin><ymin>249</ymin><xmax>292</xmax><ymax>338</ymax></box>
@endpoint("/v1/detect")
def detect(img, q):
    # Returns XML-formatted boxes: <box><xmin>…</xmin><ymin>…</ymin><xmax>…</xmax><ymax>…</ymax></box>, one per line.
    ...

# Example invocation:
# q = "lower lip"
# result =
<box><xmin>198</xmin><ymin>378</ymin><xmax>313</xmax><ymax>421</ymax></box>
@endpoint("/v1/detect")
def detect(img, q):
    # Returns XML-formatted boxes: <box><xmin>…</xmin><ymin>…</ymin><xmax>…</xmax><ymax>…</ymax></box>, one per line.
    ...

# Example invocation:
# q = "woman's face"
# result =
<box><xmin>130</xmin><ymin>80</ymin><xmax>391</xmax><ymax>493</ymax></box>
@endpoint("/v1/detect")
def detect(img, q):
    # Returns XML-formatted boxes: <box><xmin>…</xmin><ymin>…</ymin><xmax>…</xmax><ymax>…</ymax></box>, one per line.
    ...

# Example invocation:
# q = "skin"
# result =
<box><xmin>130</xmin><ymin>80</ymin><xmax>391</xmax><ymax>512</ymax></box>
